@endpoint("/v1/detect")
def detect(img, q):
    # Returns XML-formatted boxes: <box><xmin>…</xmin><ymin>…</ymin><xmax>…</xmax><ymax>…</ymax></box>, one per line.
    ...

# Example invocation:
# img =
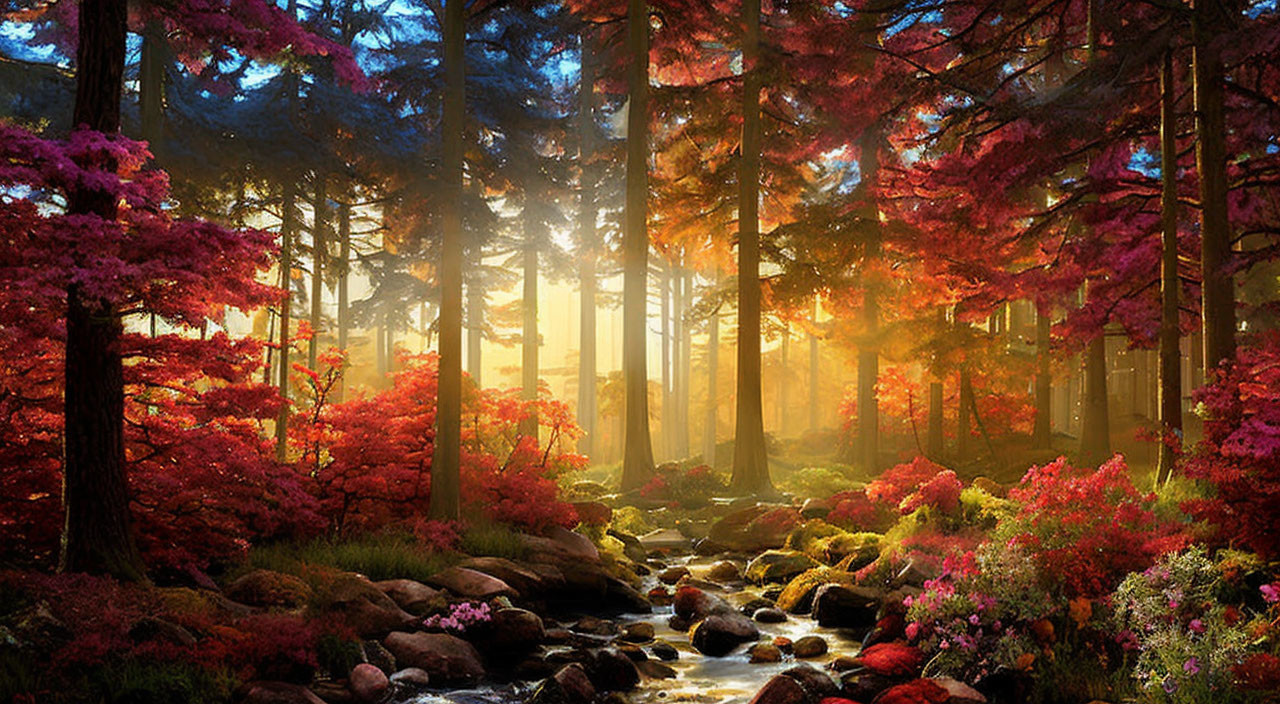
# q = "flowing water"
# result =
<box><xmin>401</xmin><ymin>551</ymin><xmax>864</xmax><ymax>704</ymax></box>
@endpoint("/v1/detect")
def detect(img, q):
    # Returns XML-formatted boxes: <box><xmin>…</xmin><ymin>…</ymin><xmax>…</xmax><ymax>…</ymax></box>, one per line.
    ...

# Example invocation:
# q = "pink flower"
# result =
<box><xmin>1189</xmin><ymin>619</ymin><xmax>1205</xmax><ymax>634</ymax></box>
<box><xmin>1184</xmin><ymin>657</ymin><xmax>1201</xmax><ymax>674</ymax></box>
<box><xmin>905</xmin><ymin>622</ymin><xmax>920</xmax><ymax>640</ymax></box>
<box><xmin>1261</xmin><ymin>583</ymin><xmax>1280</xmax><ymax>605</ymax></box>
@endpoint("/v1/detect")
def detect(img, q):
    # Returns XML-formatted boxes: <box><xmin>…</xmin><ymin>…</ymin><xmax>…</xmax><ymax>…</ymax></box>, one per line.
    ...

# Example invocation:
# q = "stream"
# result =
<box><xmin>399</xmin><ymin>551</ymin><xmax>864</xmax><ymax>704</ymax></box>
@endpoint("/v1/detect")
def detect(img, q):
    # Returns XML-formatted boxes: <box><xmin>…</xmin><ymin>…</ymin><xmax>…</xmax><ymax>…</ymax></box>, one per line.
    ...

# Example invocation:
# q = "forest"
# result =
<box><xmin>1</xmin><ymin>0</ymin><xmax>1279</xmax><ymax>702</ymax></box>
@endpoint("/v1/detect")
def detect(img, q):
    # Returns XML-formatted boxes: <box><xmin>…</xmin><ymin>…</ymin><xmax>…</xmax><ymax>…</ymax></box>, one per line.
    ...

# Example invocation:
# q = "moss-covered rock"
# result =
<box><xmin>820</xmin><ymin>532</ymin><xmax>881</xmax><ymax>570</ymax></box>
<box><xmin>775</xmin><ymin>567</ymin><xmax>854</xmax><ymax>613</ymax></box>
<box><xmin>225</xmin><ymin>569</ymin><xmax>312</xmax><ymax>610</ymax></box>
<box><xmin>745</xmin><ymin>550</ymin><xmax>821</xmax><ymax>585</ymax></box>
<box><xmin>782</xmin><ymin>520</ymin><xmax>847</xmax><ymax>561</ymax></box>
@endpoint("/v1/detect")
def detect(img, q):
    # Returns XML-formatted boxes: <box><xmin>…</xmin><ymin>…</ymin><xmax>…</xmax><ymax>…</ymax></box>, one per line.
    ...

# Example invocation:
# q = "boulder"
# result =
<box><xmin>753</xmin><ymin>607</ymin><xmax>787</xmax><ymax>623</ymax></box>
<box><xmin>573</xmin><ymin>615</ymin><xmax>619</xmax><ymax>636</ymax></box>
<box><xmin>776</xmin><ymin>568</ymin><xmax>854</xmax><ymax>613</ymax></box>
<box><xmin>932</xmin><ymin>677</ymin><xmax>987</xmax><ymax>704</ymax></box>
<box><xmin>589</xmin><ymin>648</ymin><xmax>641</xmax><ymax>692</ymax></box>
<box><xmin>425</xmin><ymin>567</ymin><xmax>517</xmax><ymax>600</ymax></box>
<box><xmin>361</xmin><ymin>639</ymin><xmax>396</xmax><ymax>675</ymax></box>
<box><xmin>810</xmin><ymin>584</ymin><xmax>881</xmax><ymax>629</ymax></box>
<box><xmin>638</xmin><ymin>528</ymin><xmax>689</xmax><ymax>551</ymax></box>
<box><xmin>373</xmin><ymin>580</ymin><xmax>441</xmax><ymax>616</ymax></box>
<box><xmin>792</xmin><ymin>636</ymin><xmax>828</xmax><ymax>659</ymax></box>
<box><xmin>799</xmin><ymin>498</ymin><xmax>832</xmax><ymax>519</ymax></box>
<box><xmin>749</xmin><ymin>642</ymin><xmax>783</xmax><ymax>663</ymax></box>
<box><xmin>225</xmin><ymin>570</ymin><xmax>311</xmax><ymax>610</ymax></box>
<box><xmin>894</xmin><ymin>557</ymin><xmax>941</xmax><ymax>588</ymax></box>
<box><xmin>705</xmin><ymin>561</ymin><xmax>743</xmax><ymax>583</ymax></box>
<box><xmin>310</xmin><ymin>681</ymin><xmax>354</xmax><ymax>704</ymax></box>
<box><xmin>746</xmin><ymin>551</ymin><xmax>821</xmax><ymax>585</ymax></box>
<box><xmin>314</xmin><ymin>574</ymin><xmax>416</xmax><ymax>638</ymax></box>
<box><xmin>819</xmin><ymin>533</ymin><xmax>881</xmax><ymax>570</ymax></box>
<box><xmin>690</xmin><ymin>613</ymin><xmax>759</xmax><ymax>656</ymax></box>
<box><xmin>840</xmin><ymin>670</ymin><xmax>900</xmax><ymax>702</ymax></box>
<box><xmin>238</xmin><ymin>682</ymin><xmax>326</xmax><ymax>704</ymax></box>
<box><xmin>606</xmin><ymin>577</ymin><xmax>653</xmax><ymax>613</ymax></box>
<box><xmin>547</xmin><ymin>526</ymin><xmax>601</xmax><ymax>561</ymax></box>
<box><xmin>781</xmin><ymin>665</ymin><xmax>840</xmax><ymax>700</ymax></box>
<box><xmin>747</xmin><ymin>675</ymin><xmax>807</xmax><ymax>704</ymax></box>
<box><xmin>708</xmin><ymin>505</ymin><xmax>799</xmax><ymax>552</ymax></box>
<box><xmin>459</xmin><ymin>557</ymin><xmax>547</xmax><ymax>597</ymax></box>
<box><xmin>783</xmin><ymin>520</ymin><xmax>847</xmax><ymax>560</ymax></box>
<box><xmin>382</xmin><ymin>632</ymin><xmax>485</xmax><ymax>685</ymax></box>
<box><xmin>607</xmin><ymin>530</ymin><xmax>650</xmax><ymax>563</ymax></box>
<box><xmin>650</xmin><ymin>641</ymin><xmax>679</xmax><ymax>661</ymax></box>
<box><xmin>658</xmin><ymin>566</ymin><xmax>691</xmax><ymax>585</ymax></box>
<box><xmin>348</xmin><ymin>664</ymin><xmax>389</xmax><ymax>703</ymax></box>
<box><xmin>620</xmin><ymin>622</ymin><xmax>655</xmax><ymax>643</ymax></box>
<box><xmin>486</xmin><ymin>607</ymin><xmax>545</xmax><ymax>651</ymax></box>
<box><xmin>555</xmin><ymin>663</ymin><xmax>598</xmax><ymax>703</ymax></box>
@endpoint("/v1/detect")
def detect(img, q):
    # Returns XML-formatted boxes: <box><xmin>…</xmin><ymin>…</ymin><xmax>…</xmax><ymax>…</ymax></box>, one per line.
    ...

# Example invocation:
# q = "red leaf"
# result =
<box><xmin>855</xmin><ymin>642</ymin><xmax>925</xmax><ymax>677</ymax></box>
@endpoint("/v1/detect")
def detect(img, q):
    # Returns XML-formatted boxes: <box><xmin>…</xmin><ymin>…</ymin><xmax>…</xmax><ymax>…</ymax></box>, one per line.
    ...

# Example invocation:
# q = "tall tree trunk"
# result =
<box><xmin>680</xmin><ymin>268</ymin><xmax>693</xmax><ymax>456</ymax></box>
<box><xmin>927</xmin><ymin>378</ymin><xmax>944</xmax><ymax>459</ymax></box>
<box><xmin>520</xmin><ymin>227</ymin><xmax>539</xmax><ymax>438</ymax></box>
<box><xmin>1079</xmin><ymin>331</ymin><xmax>1112</xmax><ymax>466</ymax></box>
<box><xmin>309</xmin><ymin>173</ymin><xmax>327</xmax><ymax>370</ymax></box>
<box><xmin>466</xmin><ymin>247</ymin><xmax>483</xmax><ymax>385</ymax></box>
<box><xmin>673</xmin><ymin>262</ymin><xmax>690</xmax><ymax>458</ymax></box>
<box><xmin>777</xmin><ymin>325</ymin><xmax>789</xmax><ymax>435</ymax></box>
<box><xmin>336</xmin><ymin>196</ymin><xmax>351</xmax><ymax>401</ymax></box>
<box><xmin>60</xmin><ymin>0</ymin><xmax>144</xmax><ymax>580</ymax></box>
<box><xmin>139</xmin><ymin>20</ymin><xmax>165</xmax><ymax>157</ymax></box>
<box><xmin>856</xmin><ymin>126</ymin><xmax>881</xmax><ymax>473</ymax></box>
<box><xmin>275</xmin><ymin>182</ymin><xmax>296</xmax><ymax>461</ymax></box>
<box><xmin>1032</xmin><ymin>306</ymin><xmax>1053</xmax><ymax>448</ymax></box>
<box><xmin>809</xmin><ymin>296</ymin><xmax>819</xmax><ymax>431</ymax></box>
<box><xmin>430</xmin><ymin>0</ymin><xmax>464</xmax><ymax>520</ymax></box>
<box><xmin>660</xmin><ymin>263</ymin><xmax>671</xmax><ymax>461</ymax></box>
<box><xmin>620</xmin><ymin>0</ymin><xmax>655</xmax><ymax>491</ymax></box>
<box><xmin>704</xmin><ymin>305</ymin><xmax>721</xmax><ymax>466</ymax></box>
<box><xmin>1192</xmin><ymin>0</ymin><xmax>1236</xmax><ymax>375</ymax></box>
<box><xmin>576</xmin><ymin>30</ymin><xmax>598</xmax><ymax>458</ymax></box>
<box><xmin>731</xmin><ymin>0</ymin><xmax>771</xmax><ymax>495</ymax></box>
<box><xmin>1157</xmin><ymin>48</ymin><xmax>1183</xmax><ymax>482</ymax></box>
<box><xmin>958</xmin><ymin>364</ymin><xmax>973</xmax><ymax>459</ymax></box>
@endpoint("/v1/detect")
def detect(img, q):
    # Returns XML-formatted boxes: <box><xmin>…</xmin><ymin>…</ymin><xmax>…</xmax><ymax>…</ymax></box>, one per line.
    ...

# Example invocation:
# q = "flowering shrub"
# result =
<box><xmin>1114</xmin><ymin>547</ymin><xmax>1269</xmax><ymax>702</ymax></box>
<box><xmin>904</xmin><ymin>543</ymin><xmax>1055</xmax><ymax>683</ymax></box>
<box><xmin>638</xmin><ymin>463</ymin><xmax>727</xmax><ymax>508</ymax></box>
<box><xmin>998</xmin><ymin>455</ymin><xmax>1186</xmax><ymax>597</ymax></box>
<box><xmin>423</xmin><ymin>601</ymin><xmax>492</xmax><ymax>634</ymax></box>
<box><xmin>900</xmin><ymin>469</ymin><xmax>963</xmax><ymax>515</ymax></box>
<box><xmin>867</xmin><ymin>457</ymin><xmax>952</xmax><ymax>508</ymax></box>
<box><xmin>295</xmin><ymin>352</ymin><xmax>584</xmax><ymax>535</ymax></box>
<box><xmin>826</xmin><ymin>488</ymin><xmax>894</xmax><ymax>532</ymax></box>
<box><xmin>1181</xmin><ymin>333</ymin><xmax>1280</xmax><ymax>559</ymax></box>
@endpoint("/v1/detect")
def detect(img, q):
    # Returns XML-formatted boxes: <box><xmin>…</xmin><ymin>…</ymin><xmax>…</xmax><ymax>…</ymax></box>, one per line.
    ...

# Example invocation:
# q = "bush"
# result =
<box><xmin>638</xmin><ymin>463</ymin><xmax>727</xmax><ymax>507</ymax></box>
<box><xmin>1181</xmin><ymin>333</ymin><xmax>1280</xmax><ymax>559</ymax></box>
<box><xmin>998</xmin><ymin>455</ymin><xmax>1186</xmax><ymax>598</ymax></box>
<box><xmin>780</xmin><ymin>466</ymin><xmax>861</xmax><ymax>498</ymax></box>
<box><xmin>1114</xmin><ymin>547</ymin><xmax>1272</xmax><ymax>703</ymax></box>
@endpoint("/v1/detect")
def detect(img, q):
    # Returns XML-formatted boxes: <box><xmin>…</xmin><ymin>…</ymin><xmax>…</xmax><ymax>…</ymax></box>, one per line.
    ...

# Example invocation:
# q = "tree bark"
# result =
<box><xmin>856</xmin><ymin>126</ymin><xmax>881</xmax><ymax>473</ymax></box>
<box><xmin>466</xmin><ymin>247</ymin><xmax>483</xmax><ymax>386</ymax></box>
<box><xmin>430</xmin><ymin>0</ymin><xmax>464</xmax><ymax>520</ymax></box>
<box><xmin>1192</xmin><ymin>0</ymin><xmax>1236</xmax><ymax>375</ymax></box>
<box><xmin>60</xmin><ymin>0</ymin><xmax>145</xmax><ymax>580</ymax></box>
<box><xmin>1157</xmin><ymin>48</ymin><xmax>1183</xmax><ymax>482</ymax></box>
<box><xmin>336</xmin><ymin>195</ymin><xmax>351</xmax><ymax>401</ymax></box>
<box><xmin>619</xmin><ymin>0</ymin><xmax>655</xmax><ymax>492</ymax></box>
<box><xmin>731</xmin><ymin>0</ymin><xmax>771</xmax><ymax>495</ymax></box>
<box><xmin>809</xmin><ymin>297</ymin><xmax>819</xmax><ymax>431</ymax></box>
<box><xmin>778</xmin><ymin>324</ymin><xmax>789</xmax><ymax>436</ymax></box>
<box><xmin>275</xmin><ymin>181</ymin><xmax>296</xmax><ymax>461</ymax></box>
<box><xmin>927</xmin><ymin>379</ymin><xmax>944</xmax><ymax>459</ymax></box>
<box><xmin>1079</xmin><ymin>332</ymin><xmax>1112</xmax><ymax>466</ymax></box>
<box><xmin>660</xmin><ymin>263</ymin><xmax>672</xmax><ymax>461</ymax></box>
<box><xmin>957</xmin><ymin>364</ymin><xmax>973</xmax><ymax>459</ymax></box>
<box><xmin>672</xmin><ymin>262</ymin><xmax>690</xmax><ymax>458</ymax></box>
<box><xmin>139</xmin><ymin>20</ymin><xmax>165</xmax><ymax>158</ymax></box>
<box><xmin>520</xmin><ymin>218</ymin><xmax>539</xmax><ymax>439</ymax></box>
<box><xmin>576</xmin><ymin>31</ymin><xmax>598</xmax><ymax>458</ymax></box>
<box><xmin>309</xmin><ymin>173</ymin><xmax>327</xmax><ymax>370</ymax></box>
<box><xmin>704</xmin><ymin>302</ymin><xmax>720</xmax><ymax>467</ymax></box>
<box><xmin>678</xmin><ymin>267</ymin><xmax>693</xmax><ymax>458</ymax></box>
<box><xmin>1032</xmin><ymin>306</ymin><xmax>1053</xmax><ymax>448</ymax></box>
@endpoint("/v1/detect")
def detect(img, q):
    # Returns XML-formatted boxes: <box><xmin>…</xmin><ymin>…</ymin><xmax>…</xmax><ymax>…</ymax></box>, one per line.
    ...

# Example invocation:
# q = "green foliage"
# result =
<box><xmin>610</xmin><ymin>505</ymin><xmax>657</xmax><ymax>536</ymax></box>
<box><xmin>1114</xmin><ymin>547</ymin><xmax>1263</xmax><ymax>703</ymax></box>
<box><xmin>779</xmin><ymin>466</ymin><xmax>863</xmax><ymax>499</ymax></box>
<box><xmin>315</xmin><ymin>633</ymin><xmax>364</xmax><ymax>678</ymax></box>
<box><xmin>957</xmin><ymin>486</ymin><xmax>1013</xmax><ymax>529</ymax></box>
<box><xmin>90</xmin><ymin>662</ymin><xmax>237</xmax><ymax>704</ymax></box>
<box><xmin>244</xmin><ymin>534</ymin><xmax>459</xmax><ymax>584</ymax></box>
<box><xmin>458</xmin><ymin>522</ymin><xmax>529</xmax><ymax>561</ymax></box>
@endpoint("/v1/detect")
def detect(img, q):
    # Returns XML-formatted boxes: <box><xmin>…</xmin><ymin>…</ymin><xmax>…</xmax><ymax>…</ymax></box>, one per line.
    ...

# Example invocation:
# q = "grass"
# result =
<box><xmin>237</xmin><ymin>520</ymin><xmax>529</xmax><ymax>586</ymax></box>
<box><xmin>242</xmin><ymin>533</ymin><xmax>460</xmax><ymax>584</ymax></box>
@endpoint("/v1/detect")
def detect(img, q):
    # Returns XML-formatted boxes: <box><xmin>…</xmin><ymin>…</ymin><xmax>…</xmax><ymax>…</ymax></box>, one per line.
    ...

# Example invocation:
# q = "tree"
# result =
<box><xmin>619</xmin><ymin>0</ymin><xmax>656</xmax><ymax>491</ymax></box>
<box><xmin>730</xmin><ymin>0</ymin><xmax>771</xmax><ymax>494</ymax></box>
